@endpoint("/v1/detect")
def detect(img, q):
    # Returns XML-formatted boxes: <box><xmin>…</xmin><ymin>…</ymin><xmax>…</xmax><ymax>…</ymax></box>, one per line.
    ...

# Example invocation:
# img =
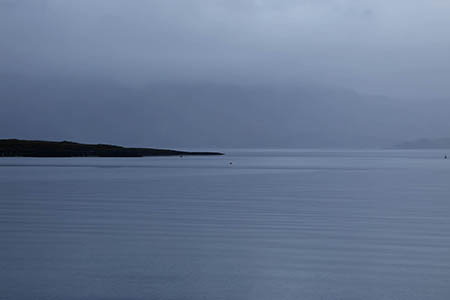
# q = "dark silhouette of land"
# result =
<box><xmin>0</xmin><ymin>139</ymin><xmax>223</xmax><ymax>157</ymax></box>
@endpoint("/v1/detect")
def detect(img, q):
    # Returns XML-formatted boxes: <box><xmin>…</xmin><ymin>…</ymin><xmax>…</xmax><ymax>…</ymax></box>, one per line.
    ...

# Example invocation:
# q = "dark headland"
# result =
<box><xmin>0</xmin><ymin>139</ymin><xmax>223</xmax><ymax>157</ymax></box>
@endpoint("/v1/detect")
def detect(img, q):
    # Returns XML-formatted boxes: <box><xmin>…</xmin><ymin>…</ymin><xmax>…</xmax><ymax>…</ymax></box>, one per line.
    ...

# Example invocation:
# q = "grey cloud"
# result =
<box><xmin>1</xmin><ymin>0</ymin><xmax>450</xmax><ymax>147</ymax></box>
<box><xmin>1</xmin><ymin>0</ymin><xmax>450</xmax><ymax>97</ymax></box>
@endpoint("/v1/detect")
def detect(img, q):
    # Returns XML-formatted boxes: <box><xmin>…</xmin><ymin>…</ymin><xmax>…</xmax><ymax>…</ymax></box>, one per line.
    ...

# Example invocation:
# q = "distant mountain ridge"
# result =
<box><xmin>0</xmin><ymin>139</ymin><xmax>223</xmax><ymax>157</ymax></box>
<box><xmin>394</xmin><ymin>138</ymin><xmax>450</xmax><ymax>149</ymax></box>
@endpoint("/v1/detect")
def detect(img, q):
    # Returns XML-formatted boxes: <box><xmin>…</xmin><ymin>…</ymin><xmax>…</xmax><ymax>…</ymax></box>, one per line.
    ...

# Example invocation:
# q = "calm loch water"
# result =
<box><xmin>1</xmin><ymin>150</ymin><xmax>450</xmax><ymax>300</ymax></box>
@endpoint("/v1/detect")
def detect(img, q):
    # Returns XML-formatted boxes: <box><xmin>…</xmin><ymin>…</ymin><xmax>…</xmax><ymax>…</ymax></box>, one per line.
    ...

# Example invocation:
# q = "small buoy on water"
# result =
<box><xmin>445</xmin><ymin>155</ymin><xmax>447</xmax><ymax>159</ymax></box>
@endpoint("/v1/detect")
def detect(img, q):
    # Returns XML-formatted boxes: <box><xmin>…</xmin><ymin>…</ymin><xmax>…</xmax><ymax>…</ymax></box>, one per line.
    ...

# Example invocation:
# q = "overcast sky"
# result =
<box><xmin>2</xmin><ymin>0</ymin><xmax>450</xmax><ymax>147</ymax></box>
<box><xmin>2</xmin><ymin>0</ymin><xmax>450</xmax><ymax>99</ymax></box>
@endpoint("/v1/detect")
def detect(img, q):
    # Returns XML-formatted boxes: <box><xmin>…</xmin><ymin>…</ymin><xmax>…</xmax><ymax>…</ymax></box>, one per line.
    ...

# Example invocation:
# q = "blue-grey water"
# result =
<box><xmin>1</xmin><ymin>150</ymin><xmax>450</xmax><ymax>300</ymax></box>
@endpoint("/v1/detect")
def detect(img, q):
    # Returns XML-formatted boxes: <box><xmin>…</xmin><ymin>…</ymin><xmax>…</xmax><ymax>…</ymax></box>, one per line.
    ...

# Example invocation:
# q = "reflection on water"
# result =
<box><xmin>1</xmin><ymin>150</ymin><xmax>450</xmax><ymax>300</ymax></box>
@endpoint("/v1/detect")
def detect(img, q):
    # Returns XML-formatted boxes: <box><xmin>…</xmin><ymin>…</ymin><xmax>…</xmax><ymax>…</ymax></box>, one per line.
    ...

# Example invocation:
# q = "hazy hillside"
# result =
<box><xmin>395</xmin><ymin>138</ymin><xmax>450</xmax><ymax>149</ymax></box>
<box><xmin>1</xmin><ymin>74</ymin><xmax>449</xmax><ymax>148</ymax></box>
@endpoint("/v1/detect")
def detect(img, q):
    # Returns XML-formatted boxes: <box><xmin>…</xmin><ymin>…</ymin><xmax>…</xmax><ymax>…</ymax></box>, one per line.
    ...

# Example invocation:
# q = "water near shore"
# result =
<box><xmin>1</xmin><ymin>150</ymin><xmax>450</xmax><ymax>300</ymax></box>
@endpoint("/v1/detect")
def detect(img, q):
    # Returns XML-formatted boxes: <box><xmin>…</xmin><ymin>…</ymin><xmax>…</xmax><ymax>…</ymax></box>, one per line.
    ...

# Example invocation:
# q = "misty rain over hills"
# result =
<box><xmin>1</xmin><ymin>74</ymin><xmax>450</xmax><ymax>149</ymax></box>
<box><xmin>1</xmin><ymin>0</ymin><xmax>450</xmax><ymax>149</ymax></box>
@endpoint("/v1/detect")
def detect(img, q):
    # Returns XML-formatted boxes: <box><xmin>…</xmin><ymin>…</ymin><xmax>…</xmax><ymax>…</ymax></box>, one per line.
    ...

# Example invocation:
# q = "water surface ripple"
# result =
<box><xmin>1</xmin><ymin>150</ymin><xmax>450</xmax><ymax>299</ymax></box>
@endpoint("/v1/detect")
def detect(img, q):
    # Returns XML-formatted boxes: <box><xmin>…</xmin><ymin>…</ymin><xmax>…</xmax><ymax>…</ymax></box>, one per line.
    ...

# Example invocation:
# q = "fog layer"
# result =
<box><xmin>1</xmin><ymin>1</ymin><xmax>450</xmax><ymax>147</ymax></box>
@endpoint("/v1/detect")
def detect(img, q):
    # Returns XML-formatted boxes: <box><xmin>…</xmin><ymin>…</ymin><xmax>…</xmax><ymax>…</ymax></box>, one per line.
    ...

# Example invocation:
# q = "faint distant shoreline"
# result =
<box><xmin>0</xmin><ymin>139</ymin><xmax>223</xmax><ymax>157</ymax></box>
<box><xmin>393</xmin><ymin>137</ymin><xmax>450</xmax><ymax>149</ymax></box>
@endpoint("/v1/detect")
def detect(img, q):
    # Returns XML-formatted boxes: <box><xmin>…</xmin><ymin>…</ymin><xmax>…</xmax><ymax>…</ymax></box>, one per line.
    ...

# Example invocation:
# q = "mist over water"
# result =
<box><xmin>1</xmin><ymin>150</ymin><xmax>450</xmax><ymax>300</ymax></box>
